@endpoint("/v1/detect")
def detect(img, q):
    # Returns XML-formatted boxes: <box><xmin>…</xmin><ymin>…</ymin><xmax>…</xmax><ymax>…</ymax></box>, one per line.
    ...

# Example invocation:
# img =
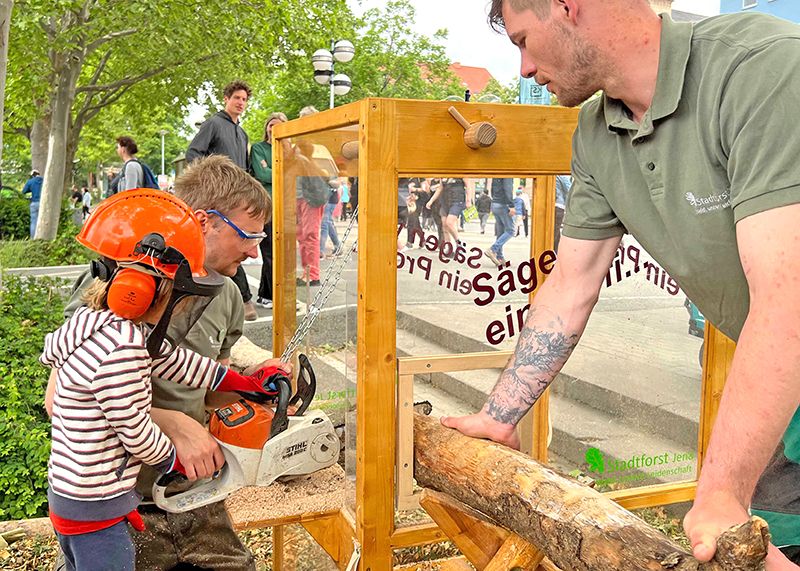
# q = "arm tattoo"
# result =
<box><xmin>484</xmin><ymin>307</ymin><xmax>579</xmax><ymax>425</ymax></box>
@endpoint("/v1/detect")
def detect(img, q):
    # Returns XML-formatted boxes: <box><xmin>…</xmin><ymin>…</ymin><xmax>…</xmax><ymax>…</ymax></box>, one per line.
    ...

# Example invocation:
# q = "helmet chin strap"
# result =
<box><xmin>144</xmin><ymin>259</ymin><xmax>224</xmax><ymax>359</ymax></box>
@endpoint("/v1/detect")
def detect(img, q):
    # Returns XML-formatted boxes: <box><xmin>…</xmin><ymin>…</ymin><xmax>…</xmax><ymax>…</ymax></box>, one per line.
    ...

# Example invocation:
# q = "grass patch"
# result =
<box><xmin>0</xmin><ymin>227</ymin><xmax>91</xmax><ymax>268</ymax></box>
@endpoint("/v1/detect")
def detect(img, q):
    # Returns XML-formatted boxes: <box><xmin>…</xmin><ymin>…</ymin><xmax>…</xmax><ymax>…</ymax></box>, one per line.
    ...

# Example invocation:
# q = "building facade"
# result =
<box><xmin>720</xmin><ymin>0</ymin><xmax>800</xmax><ymax>21</ymax></box>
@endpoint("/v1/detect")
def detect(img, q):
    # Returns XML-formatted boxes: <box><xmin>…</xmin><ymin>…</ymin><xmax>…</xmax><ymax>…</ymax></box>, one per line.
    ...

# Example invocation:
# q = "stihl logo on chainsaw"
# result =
<box><xmin>282</xmin><ymin>441</ymin><xmax>308</xmax><ymax>460</ymax></box>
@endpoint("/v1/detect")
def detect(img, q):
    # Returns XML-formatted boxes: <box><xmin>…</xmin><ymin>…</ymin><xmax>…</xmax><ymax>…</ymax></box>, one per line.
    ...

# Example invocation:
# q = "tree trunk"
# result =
<box><xmin>413</xmin><ymin>414</ymin><xmax>769</xmax><ymax>571</ymax></box>
<box><xmin>35</xmin><ymin>56</ymin><xmax>80</xmax><ymax>240</ymax></box>
<box><xmin>62</xmin><ymin>131</ymin><xmax>77</xmax><ymax>193</ymax></box>
<box><xmin>0</xmin><ymin>0</ymin><xmax>13</xmax><ymax>179</ymax></box>
<box><xmin>30</xmin><ymin>115</ymin><xmax>50</xmax><ymax>174</ymax></box>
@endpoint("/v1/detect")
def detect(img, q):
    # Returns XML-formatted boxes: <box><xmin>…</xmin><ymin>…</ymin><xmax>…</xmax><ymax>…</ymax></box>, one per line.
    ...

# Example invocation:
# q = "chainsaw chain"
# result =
<box><xmin>281</xmin><ymin>206</ymin><xmax>359</xmax><ymax>362</ymax></box>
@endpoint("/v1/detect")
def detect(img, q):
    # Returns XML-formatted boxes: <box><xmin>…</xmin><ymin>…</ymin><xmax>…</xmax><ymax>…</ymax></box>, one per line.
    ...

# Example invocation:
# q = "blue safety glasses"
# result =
<box><xmin>206</xmin><ymin>209</ymin><xmax>267</xmax><ymax>243</ymax></box>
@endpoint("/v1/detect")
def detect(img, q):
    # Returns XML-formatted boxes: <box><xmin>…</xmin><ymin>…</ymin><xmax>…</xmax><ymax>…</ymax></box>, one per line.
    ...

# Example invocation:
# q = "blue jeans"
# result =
<box><xmin>30</xmin><ymin>201</ymin><xmax>40</xmax><ymax>238</ymax></box>
<box><xmin>319</xmin><ymin>202</ymin><xmax>340</xmax><ymax>254</ymax></box>
<box><xmin>56</xmin><ymin>520</ymin><xmax>134</xmax><ymax>571</ymax></box>
<box><xmin>490</xmin><ymin>202</ymin><xmax>515</xmax><ymax>260</ymax></box>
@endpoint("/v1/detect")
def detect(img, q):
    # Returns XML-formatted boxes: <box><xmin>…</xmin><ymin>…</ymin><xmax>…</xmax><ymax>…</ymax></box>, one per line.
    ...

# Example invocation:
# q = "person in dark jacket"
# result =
<box><xmin>476</xmin><ymin>190</ymin><xmax>493</xmax><ymax>234</ymax></box>
<box><xmin>186</xmin><ymin>81</ymin><xmax>251</xmax><ymax>171</ymax></box>
<box><xmin>22</xmin><ymin>169</ymin><xmax>43</xmax><ymax>238</ymax></box>
<box><xmin>484</xmin><ymin>178</ymin><xmax>515</xmax><ymax>267</ymax></box>
<box><xmin>186</xmin><ymin>80</ymin><xmax>257</xmax><ymax>320</ymax></box>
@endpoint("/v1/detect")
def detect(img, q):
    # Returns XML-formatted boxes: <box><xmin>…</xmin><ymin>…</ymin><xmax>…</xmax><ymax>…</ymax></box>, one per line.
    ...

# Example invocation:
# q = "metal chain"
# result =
<box><xmin>281</xmin><ymin>206</ymin><xmax>359</xmax><ymax>361</ymax></box>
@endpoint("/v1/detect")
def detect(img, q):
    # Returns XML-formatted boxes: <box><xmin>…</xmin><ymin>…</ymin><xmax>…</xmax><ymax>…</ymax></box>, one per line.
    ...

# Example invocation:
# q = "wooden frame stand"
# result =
<box><xmin>267</xmin><ymin>98</ymin><xmax>735</xmax><ymax>570</ymax></box>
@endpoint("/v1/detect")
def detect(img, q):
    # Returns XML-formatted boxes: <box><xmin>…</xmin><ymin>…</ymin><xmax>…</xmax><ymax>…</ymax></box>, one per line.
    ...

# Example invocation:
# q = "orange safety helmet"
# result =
<box><xmin>78</xmin><ymin>188</ymin><xmax>207</xmax><ymax>279</ymax></box>
<box><xmin>78</xmin><ymin>189</ymin><xmax>224</xmax><ymax>356</ymax></box>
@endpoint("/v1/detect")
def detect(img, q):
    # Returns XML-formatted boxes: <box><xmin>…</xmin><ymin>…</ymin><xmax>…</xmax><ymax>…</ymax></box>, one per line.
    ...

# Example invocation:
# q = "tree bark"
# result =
<box><xmin>35</xmin><ymin>54</ymin><xmax>81</xmax><ymax>240</ymax></box>
<box><xmin>62</xmin><ymin>131</ymin><xmax>77</xmax><ymax>192</ymax></box>
<box><xmin>30</xmin><ymin>114</ymin><xmax>50</xmax><ymax>174</ymax></box>
<box><xmin>414</xmin><ymin>414</ymin><xmax>769</xmax><ymax>571</ymax></box>
<box><xmin>0</xmin><ymin>0</ymin><xmax>13</xmax><ymax>179</ymax></box>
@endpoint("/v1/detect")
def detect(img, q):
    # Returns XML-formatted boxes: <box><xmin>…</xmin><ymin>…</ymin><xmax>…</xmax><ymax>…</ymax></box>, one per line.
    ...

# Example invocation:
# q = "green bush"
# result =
<box><xmin>0</xmin><ymin>275</ymin><xmax>67</xmax><ymax>520</ymax></box>
<box><xmin>0</xmin><ymin>197</ymin><xmax>30</xmax><ymax>240</ymax></box>
<box><xmin>0</xmin><ymin>206</ymin><xmax>92</xmax><ymax>268</ymax></box>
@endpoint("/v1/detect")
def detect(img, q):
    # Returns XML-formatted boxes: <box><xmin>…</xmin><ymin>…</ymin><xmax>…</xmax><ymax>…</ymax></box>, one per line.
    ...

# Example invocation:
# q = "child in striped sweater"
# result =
<box><xmin>41</xmin><ymin>190</ymin><xmax>286</xmax><ymax>571</ymax></box>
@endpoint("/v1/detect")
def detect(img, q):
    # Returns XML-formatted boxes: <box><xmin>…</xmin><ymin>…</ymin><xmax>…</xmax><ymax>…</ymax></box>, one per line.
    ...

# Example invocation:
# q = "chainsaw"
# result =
<box><xmin>153</xmin><ymin>354</ymin><xmax>340</xmax><ymax>513</ymax></box>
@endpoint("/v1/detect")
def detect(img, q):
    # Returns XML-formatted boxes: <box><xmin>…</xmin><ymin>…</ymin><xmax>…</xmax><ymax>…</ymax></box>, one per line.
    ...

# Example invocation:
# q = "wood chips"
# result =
<box><xmin>226</xmin><ymin>465</ymin><xmax>346</xmax><ymax>530</ymax></box>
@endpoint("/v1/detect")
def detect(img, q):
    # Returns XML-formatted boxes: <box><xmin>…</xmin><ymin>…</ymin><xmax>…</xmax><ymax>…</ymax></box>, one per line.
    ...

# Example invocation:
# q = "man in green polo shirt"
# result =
<box><xmin>47</xmin><ymin>155</ymin><xmax>282</xmax><ymax>570</ymax></box>
<box><xmin>442</xmin><ymin>1</ymin><xmax>800</xmax><ymax>568</ymax></box>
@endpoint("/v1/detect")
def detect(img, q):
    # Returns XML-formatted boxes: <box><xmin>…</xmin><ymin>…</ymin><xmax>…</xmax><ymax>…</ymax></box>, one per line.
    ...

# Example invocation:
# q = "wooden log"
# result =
<box><xmin>413</xmin><ymin>414</ymin><xmax>769</xmax><ymax>571</ymax></box>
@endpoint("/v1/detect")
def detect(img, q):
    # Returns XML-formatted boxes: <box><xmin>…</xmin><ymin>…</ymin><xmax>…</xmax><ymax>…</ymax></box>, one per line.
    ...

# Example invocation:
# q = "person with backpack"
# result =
<box><xmin>116</xmin><ymin>136</ymin><xmax>160</xmax><ymax>191</ymax></box>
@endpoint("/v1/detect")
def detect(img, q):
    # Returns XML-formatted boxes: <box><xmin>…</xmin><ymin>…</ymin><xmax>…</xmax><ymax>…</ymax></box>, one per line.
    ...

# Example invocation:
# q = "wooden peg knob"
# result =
<box><xmin>341</xmin><ymin>140</ymin><xmax>359</xmax><ymax>160</ymax></box>
<box><xmin>448</xmin><ymin>106</ymin><xmax>497</xmax><ymax>149</ymax></box>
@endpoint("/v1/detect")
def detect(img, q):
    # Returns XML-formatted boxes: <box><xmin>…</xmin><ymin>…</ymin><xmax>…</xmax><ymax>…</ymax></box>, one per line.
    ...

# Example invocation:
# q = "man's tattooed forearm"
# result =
<box><xmin>485</xmin><ymin>309</ymin><xmax>579</xmax><ymax>425</ymax></box>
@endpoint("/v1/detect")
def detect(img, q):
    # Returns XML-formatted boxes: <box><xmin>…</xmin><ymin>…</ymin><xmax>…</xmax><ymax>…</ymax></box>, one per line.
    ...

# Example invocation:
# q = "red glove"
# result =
<box><xmin>212</xmin><ymin>364</ymin><xmax>291</xmax><ymax>395</ymax></box>
<box><xmin>167</xmin><ymin>453</ymin><xmax>186</xmax><ymax>475</ymax></box>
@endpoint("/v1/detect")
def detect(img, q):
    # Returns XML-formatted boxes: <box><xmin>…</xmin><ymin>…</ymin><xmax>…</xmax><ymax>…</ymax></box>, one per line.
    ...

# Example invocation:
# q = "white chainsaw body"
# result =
<box><xmin>153</xmin><ymin>409</ymin><xmax>339</xmax><ymax>513</ymax></box>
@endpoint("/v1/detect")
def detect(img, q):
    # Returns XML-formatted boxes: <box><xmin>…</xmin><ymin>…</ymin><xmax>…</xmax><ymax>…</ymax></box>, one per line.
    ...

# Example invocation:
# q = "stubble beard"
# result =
<box><xmin>552</xmin><ymin>23</ymin><xmax>604</xmax><ymax>108</ymax></box>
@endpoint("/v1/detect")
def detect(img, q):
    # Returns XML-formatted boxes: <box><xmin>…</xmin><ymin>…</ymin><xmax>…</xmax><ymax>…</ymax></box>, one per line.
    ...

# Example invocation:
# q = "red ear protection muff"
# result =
<box><xmin>107</xmin><ymin>267</ymin><xmax>158</xmax><ymax>320</ymax></box>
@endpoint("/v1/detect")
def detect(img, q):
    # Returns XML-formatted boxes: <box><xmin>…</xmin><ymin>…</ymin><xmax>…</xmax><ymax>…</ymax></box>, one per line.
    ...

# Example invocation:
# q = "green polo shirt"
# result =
<box><xmin>562</xmin><ymin>13</ymin><xmax>800</xmax><ymax>546</ymax></box>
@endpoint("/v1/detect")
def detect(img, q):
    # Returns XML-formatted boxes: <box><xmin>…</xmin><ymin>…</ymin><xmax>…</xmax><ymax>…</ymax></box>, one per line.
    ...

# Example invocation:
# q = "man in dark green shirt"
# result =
<box><xmin>443</xmin><ymin>2</ymin><xmax>800</xmax><ymax>568</ymax></box>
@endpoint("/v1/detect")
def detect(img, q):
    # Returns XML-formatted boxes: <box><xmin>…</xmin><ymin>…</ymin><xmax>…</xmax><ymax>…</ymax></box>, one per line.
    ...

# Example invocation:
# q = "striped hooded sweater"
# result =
<box><xmin>40</xmin><ymin>306</ymin><xmax>223</xmax><ymax>521</ymax></box>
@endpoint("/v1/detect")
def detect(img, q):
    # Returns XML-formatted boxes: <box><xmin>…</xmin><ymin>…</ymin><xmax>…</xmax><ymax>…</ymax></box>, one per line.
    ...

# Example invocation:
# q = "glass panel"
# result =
<box><xmin>277</xmin><ymin>124</ymin><xmax>359</xmax><ymax>515</ymax></box>
<box><xmin>395</xmin><ymin>172</ymin><xmax>700</xmax><ymax>523</ymax></box>
<box><xmin>395</xmin><ymin>174</ymin><xmax>541</xmax><ymax>525</ymax></box>
<box><xmin>550</xmin><ymin>235</ymin><xmax>702</xmax><ymax>490</ymax></box>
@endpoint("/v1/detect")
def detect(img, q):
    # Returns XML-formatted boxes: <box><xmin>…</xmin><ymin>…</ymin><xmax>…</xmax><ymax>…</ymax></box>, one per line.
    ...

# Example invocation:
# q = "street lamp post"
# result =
<box><xmin>312</xmin><ymin>39</ymin><xmax>355</xmax><ymax>109</ymax></box>
<box><xmin>158</xmin><ymin>129</ymin><xmax>169</xmax><ymax>175</ymax></box>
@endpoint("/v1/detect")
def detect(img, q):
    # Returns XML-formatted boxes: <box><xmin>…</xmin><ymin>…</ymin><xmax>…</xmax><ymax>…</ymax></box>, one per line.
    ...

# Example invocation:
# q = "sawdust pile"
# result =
<box><xmin>227</xmin><ymin>465</ymin><xmax>346</xmax><ymax>528</ymax></box>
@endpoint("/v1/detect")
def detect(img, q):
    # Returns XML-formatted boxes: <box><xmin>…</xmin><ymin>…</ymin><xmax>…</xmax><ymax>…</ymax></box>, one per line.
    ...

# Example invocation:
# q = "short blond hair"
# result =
<box><xmin>298</xmin><ymin>106</ymin><xmax>319</xmax><ymax>117</ymax></box>
<box><xmin>173</xmin><ymin>155</ymin><xmax>271</xmax><ymax>222</ymax></box>
<box><xmin>264</xmin><ymin>112</ymin><xmax>288</xmax><ymax>141</ymax></box>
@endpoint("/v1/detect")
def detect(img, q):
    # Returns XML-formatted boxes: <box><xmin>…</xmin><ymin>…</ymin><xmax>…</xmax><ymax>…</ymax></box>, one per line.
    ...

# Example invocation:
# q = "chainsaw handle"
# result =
<box><xmin>269</xmin><ymin>377</ymin><xmax>291</xmax><ymax>438</ymax></box>
<box><xmin>152</xmin><ymin>446</ymin><xmax>239</xmax><ymax>514</ymax></box>
<box><xmin>234</xmin><ymin>372</ymin><xmax>291</xmax><ymax>405</ymax></box>
<box><xmin>154</xmin><ymin>470</ymin><xmax>187</xmax><ymax>489</ymax></box>
<box><xmin>288</xmin><ymin>353</ymin><xmax>316</xmax><ymax>416</ymax></box>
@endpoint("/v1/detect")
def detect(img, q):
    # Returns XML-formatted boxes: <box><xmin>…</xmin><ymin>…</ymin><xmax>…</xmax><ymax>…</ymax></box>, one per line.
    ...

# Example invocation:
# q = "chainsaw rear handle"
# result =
<box><xmin>154</xmin><ymin>468</ymin><xmax>187</xmax><ymax>489</ymax></box>
<box><xmin>235</xmin><ymin>353</ymin><xmax>316</xmax><ymax>415</ymax></box>
<box><xmin>152</xmin><ymin>446</ymin><xmax>240</xmax><ymax>513</ymax></box>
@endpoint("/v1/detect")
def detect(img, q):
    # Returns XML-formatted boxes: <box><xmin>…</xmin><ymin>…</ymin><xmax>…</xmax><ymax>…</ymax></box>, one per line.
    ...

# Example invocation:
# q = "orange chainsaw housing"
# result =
<box><xmin>210</xmin><ymin>400</ymin><xmax>274</xmax><ymax>450</ymax></box>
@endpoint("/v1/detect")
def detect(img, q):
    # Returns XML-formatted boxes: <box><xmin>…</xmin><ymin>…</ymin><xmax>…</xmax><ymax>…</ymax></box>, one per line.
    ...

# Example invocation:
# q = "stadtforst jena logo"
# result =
<box><xmin>583</xmin><ymin>447</ymin><xmax>696</xmax><ymax>486</ymax></box>
<box><xmin>585</xmin><ymin>447</ymin><xmax>605</xmax><ymax>474</ymax></box>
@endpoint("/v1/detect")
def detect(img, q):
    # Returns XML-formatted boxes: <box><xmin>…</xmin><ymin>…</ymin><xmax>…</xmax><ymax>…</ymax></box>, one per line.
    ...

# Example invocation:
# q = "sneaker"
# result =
<box><xmin>484</xmin><ymin>249</ymin><xmax>500</xmax><ymax>266</ymax></box>
<box><xmin>309</xmin><ymin>279</ymin><xmax>321</xmax><ymax>286</ymax></box>
<box><xmin>256</xmin><ymin>297</ymin><xmax>273</xmax><ymax>309</ymax></box>
<box><xmin>243</xmin><ymin>300</ymin><xmax>258</xmax><ymax>321</ymax></box>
